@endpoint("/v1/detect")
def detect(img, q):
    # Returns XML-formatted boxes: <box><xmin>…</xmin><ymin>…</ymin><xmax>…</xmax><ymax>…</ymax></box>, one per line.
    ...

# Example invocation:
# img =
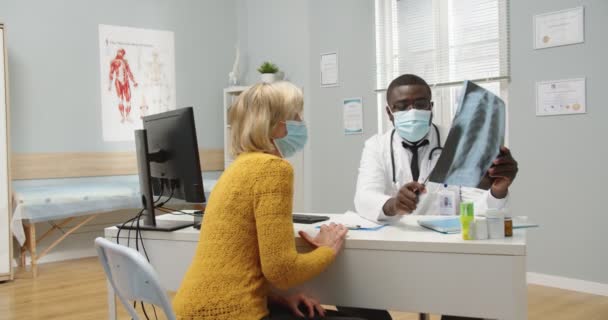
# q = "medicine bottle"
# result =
<box><xmin>486</xmin><ymin>208</ymin><xmax>505</xmax><ymax>239</ymax></box>
<box><xmin>460</xmin><ymin>202</ymin><xmax>474</xmax><ymax>240</ymax></box>
<box><xmin>504</xmin><ymin>210</ymin><xmax>513</xmax><ymax>237</ymax></box>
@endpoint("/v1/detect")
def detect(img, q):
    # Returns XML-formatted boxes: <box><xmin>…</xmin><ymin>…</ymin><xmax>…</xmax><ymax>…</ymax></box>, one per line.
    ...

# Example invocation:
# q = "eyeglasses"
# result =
<box><xmin>391</xmin><ymin>99</ymin><xmax>432</xmax><ymax>112</ymax></box>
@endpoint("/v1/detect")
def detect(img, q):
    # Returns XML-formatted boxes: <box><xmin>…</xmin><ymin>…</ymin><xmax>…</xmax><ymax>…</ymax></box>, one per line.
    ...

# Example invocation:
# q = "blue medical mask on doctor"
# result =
<box><xmin>274</xmin><ymin>120</ymin><xmax>308</xmax><ymax>158</ymax></box>
<box><xmin>392</xmin><ymin>109</ymin><xmax>432</xmax><ymax>143</ymax></box>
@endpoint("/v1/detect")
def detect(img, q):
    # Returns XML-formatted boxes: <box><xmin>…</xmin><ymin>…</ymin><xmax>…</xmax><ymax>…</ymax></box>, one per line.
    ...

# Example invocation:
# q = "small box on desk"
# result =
<box><xmin>192</xmin><ymin>210</ymin><xmax>204</xmax><ymax>229</ymax></box>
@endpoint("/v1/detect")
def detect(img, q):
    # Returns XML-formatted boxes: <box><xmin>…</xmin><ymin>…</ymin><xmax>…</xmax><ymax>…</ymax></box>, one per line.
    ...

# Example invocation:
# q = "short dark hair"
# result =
<box><xmin>386</xmin><ymin>74</ymin><xmax>432</xmax><ymax>103</ymax></box>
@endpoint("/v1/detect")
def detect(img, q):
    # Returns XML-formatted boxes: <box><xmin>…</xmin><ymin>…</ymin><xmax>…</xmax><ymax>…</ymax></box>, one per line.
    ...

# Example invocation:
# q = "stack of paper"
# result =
<box><xmin>329</xmin><ymin>211</ymin><xmax>387</xmax><ymax>230</ymax></box>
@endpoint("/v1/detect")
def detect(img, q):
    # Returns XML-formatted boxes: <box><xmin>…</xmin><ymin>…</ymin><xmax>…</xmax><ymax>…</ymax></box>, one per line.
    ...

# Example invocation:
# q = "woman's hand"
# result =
<box><xmin>275</xmin><ymin>292</ymin><xmax>326</xmax><ymax>318</ymax></box>
<box><xmin>298</xmin><ymin>223</ymin><xmax>348</xmax><ymax>255</ymax></box>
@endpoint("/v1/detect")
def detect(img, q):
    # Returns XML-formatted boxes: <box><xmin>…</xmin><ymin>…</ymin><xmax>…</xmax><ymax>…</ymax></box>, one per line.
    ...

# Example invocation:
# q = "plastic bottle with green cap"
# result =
<box><xmin>460</xmin><ymin>202</ymin><xmax>474</xmax><ymax>240</ymax></box>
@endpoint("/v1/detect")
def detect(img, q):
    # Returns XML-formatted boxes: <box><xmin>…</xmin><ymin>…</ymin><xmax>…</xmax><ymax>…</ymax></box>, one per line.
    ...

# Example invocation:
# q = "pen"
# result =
<box><xmin>394</xmin><ymin>181</ymin><xmax>425</xmax><ymax>202</ymax></box>
<box><xmin>315</xmin><ymin>224</ymin><xmax>362</xmax><ymax>230</ymax></box>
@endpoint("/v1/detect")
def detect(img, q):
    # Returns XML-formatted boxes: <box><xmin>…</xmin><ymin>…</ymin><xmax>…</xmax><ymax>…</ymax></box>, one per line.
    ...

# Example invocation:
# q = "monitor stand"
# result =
<box><xmin>117</xmin><ymin>129</ymin><xmax>194</xmax><ymax>232</ymax></box>
<box><xmin>118</xmin><ymin>215</ymin><xmax>194</xmax><ymax>232</ymax></box>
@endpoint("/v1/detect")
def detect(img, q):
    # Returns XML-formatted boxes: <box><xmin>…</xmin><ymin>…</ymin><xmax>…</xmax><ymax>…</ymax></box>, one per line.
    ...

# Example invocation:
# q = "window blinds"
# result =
<box><xmin>375</xmin><ymin>0</ymin><xmax>510</xmax><ymax>91</ymax></box>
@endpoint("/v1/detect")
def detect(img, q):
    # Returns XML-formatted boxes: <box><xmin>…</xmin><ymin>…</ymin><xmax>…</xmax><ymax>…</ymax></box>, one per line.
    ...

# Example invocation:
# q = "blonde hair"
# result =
<box><xmin>229</xmin><ymin>81</ymin><xmax>303</xmax><ymax>156</ymax></box>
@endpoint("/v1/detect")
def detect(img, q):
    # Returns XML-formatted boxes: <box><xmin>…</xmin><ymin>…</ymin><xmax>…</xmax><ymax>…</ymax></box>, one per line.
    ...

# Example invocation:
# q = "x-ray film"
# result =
<box><xmin>428</xmin><ymin>81</ymin><xmax>505</xmax><ymax>189</ymax></box>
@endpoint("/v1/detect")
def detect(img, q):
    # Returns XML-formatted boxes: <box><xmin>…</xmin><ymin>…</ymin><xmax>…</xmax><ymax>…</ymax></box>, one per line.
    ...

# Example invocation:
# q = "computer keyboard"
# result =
<box><xmin>193</xmin><ymin>214</ymin><xmax>329</xmax><ymax>228</ymax></box>
<box><xmin>292</xmin><ymin>214</ymin><xmax>330</xmax><ymax>224</ymax></box>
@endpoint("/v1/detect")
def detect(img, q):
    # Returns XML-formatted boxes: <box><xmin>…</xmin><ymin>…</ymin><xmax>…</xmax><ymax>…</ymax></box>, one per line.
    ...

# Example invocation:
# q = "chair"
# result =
<box><xmin>95</xmin><ymin>237</ymin><xmax>176</xmax><ymax>320</ymax></box>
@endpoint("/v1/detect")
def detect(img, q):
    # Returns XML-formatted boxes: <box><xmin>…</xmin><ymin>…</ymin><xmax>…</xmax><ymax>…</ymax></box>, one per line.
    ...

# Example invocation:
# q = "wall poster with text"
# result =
<box><xmin>99</xmin><ymin>24</ymin><xmax>176</xmax><ymax>141</ymax></box>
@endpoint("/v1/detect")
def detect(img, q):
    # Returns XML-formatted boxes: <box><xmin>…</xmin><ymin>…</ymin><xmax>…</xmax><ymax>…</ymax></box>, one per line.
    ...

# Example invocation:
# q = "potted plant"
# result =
<box><xmin>257</xmin><ymin>61</ymin><xmax>279</xmax><ymax>83</ymax></box>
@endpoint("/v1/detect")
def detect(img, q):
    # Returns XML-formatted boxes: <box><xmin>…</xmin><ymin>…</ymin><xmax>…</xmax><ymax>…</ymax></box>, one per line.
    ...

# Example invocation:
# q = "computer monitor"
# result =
<box><xmin>123</xmin><ymin>107</ymin><xmax>205</xmax><ymax>231</ymax></box>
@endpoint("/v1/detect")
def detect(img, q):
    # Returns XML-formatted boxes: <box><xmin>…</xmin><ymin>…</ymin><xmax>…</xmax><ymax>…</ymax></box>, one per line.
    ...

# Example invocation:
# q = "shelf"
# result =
<box><xmin>224</xmin><ymin>86</ymin><xmax>249</xmax><ymax>94</ymax></box>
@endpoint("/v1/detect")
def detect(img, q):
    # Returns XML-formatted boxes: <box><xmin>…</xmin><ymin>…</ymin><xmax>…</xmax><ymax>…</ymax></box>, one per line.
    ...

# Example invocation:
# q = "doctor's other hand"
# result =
<box><xmin>383</xmin><ymin>182</ymin><xmax>427</xmax><ymax>216</ymax></box>
<box><xmin>298</xmin><ymin>223</ymin><xmax>348</xmax><ymax>255</ymax></box>
<box><xmin>487</xmin><ymin>146</ymin><xmax>518</xmax><ymax>199</ymax></box>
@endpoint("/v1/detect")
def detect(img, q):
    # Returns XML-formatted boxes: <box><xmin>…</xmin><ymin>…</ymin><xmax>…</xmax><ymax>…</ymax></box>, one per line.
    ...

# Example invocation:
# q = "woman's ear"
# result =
<box><xmin>271</xmin><ymin>121</ymin><xmax>288</xmax><ymax>139</ymax></box>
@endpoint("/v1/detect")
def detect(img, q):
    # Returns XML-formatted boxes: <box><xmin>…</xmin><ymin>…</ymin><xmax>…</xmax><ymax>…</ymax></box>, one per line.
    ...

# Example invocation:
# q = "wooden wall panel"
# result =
<box><xmin>11</xmin><ymin>149</ymin><xmax>224</xmax><ymax>180</ymax></box>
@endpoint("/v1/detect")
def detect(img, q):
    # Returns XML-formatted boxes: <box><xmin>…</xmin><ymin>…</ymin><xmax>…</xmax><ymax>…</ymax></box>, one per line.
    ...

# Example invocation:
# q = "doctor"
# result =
<box><xmin>355</xmin><ymin>74</ymin><xmax>518</xmax><ymax>221</ymax></box>
<box><xmin>348</xmin><ymin>74</ymin><xmax>518</xmax><ymax>320</ymax></box>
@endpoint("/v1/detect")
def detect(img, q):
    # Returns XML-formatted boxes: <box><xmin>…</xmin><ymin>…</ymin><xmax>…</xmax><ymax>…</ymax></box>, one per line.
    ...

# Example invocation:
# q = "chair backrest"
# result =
<box><xmin>95</xmin><ymin>237</ymin><xmax>176</xmax><ymax>320</ymax></box>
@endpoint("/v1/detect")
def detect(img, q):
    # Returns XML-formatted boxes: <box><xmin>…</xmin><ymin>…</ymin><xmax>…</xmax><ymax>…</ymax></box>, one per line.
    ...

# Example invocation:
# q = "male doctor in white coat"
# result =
<box><xmin>346</xmin><ymin>74</ymin><xmax>518</xmax><ymax>320</ymax></box>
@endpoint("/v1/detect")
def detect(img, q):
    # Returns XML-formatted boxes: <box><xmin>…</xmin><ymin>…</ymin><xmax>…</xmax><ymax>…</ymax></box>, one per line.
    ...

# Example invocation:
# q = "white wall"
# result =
<box><xmin>236</xmin><ymin>0</ymin><xmax>312</xmax><ymax>211</ymax></box>
<box><xmin>236</xmin><ymin>0</ymin><xmax>377</xmax><ymax>213</ymax></box>
<box><xmin>306</xmin><ymin>0</ymin><xmax>378</xmax><ymax>213</ymax></box>
<box><xmin>0</xmin><ymin>0</ymin><xmax>236</xmax><ymax>153</ymax></box>
<box><xmin>510</xmin><ymin>0</ymin><xmax>608</xmax><ymax>284</ymax></box>
<box><xmin>6</xmin><ymin>0</ymin><xmax>607</xmax><ymax>286</ymax></box>
<box><xmin>1</xmin><ymin>0</ymin><xmax>237</xmax><ymax>263</ymax></box>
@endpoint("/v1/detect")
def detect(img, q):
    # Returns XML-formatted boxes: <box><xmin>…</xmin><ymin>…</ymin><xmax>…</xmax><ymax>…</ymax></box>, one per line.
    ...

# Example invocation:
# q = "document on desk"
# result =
<box><xmin>428</xmin><ymin>81</ymin><xmax>505</xmax><ymax>189</ymax></box>
<box><xmin>325</xmin><ymin>211</ymin><xmax>387</xmax><ymax>231</ymax></box>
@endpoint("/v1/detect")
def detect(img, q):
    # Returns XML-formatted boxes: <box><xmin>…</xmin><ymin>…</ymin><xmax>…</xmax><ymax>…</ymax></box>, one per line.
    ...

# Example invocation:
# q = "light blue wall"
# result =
<box><xmin>6</xmin><ymin>0</ymin><xmax>606</xmax><ymax>284</ymax></box>
<box><xmin>307</xmin><ymin>0</ymin><xmax>378</xmax><ymax>213</ymax></box>
<box><xmin>509</xmin><ymin>0</ymin><xmax>608</xmax><ymax>283</ymax></box>
<box><xmin>236</xmin><ymin>0</ymin><xmax>377</xmax><ymax>213</ymax></box>
<box><xmin>237</xmin><ymin>0</ymin><xmax>608</xmax><ymax>285</ymax></box>
<box><xmin>235</xmin><ymin>0</ymin><xmax>312</xmax><ymax>211</ymax></box>
<box><xmin>0</xmin><ymin>0</ymin><xmax>236</xmax><ymax>153</ymax></box>
<box><xmin>237</xmin><ymin>0</ymin><xmax>310</xmax><ymax>87</ymax></box>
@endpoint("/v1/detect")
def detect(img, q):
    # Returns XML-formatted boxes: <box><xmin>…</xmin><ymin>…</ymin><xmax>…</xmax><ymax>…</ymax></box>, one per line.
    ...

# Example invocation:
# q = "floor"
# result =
<box><xmin>0</xmin><ymin>258</ymin><xmax>607</xmax><ymax>320</ymax></box>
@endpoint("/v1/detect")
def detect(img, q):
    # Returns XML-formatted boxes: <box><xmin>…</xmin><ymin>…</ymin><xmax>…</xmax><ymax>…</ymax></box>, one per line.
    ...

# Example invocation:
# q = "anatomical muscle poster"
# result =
<box><xmin>99</xmin><ymin>24</ymin><xmax>176</xmax><ymax>141</ymax></box>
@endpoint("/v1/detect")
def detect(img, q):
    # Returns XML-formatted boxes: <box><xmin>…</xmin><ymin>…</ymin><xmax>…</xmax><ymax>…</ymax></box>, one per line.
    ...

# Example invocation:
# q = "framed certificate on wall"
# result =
<box><xmin>0</xmin><ymin>23</ymin><xmax>12</xmax><ymax>281</ymax></box>
<box><xmin>534</xmin><ymin>7</ymin><xmax>584</xmax><ymax>49</ymax></box>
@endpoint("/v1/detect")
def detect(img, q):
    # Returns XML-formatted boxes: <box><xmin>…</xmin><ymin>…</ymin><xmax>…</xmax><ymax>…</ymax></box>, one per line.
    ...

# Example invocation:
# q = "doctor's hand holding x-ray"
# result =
<box><xmin>354</xmin><ymin>74</ymin><xmax>518</xmax><ymax>222</ymax></box>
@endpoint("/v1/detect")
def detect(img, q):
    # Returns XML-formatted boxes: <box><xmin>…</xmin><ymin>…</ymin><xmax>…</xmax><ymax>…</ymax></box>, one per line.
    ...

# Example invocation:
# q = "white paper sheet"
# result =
<box><xmin>534</xmin><ymin>7</ymin><xmax>584</xmax><ymax>49</ymax></box>
<box><xmin>536</xmin><ymin>78</ymin><xmax>586</xmax><ymax>116</ymax></box>
<box><xmin>343</xmin><ymin>97</ymin><xmax>363</xmax><ymax>135</ymax></box>
<box><xmin>332</xmin><ymin>211</ymin><xmax>385</xmax><ymax>229</ymax></box>
<box><xmin>320</xmin><ymin>52</ymin><xmax>338</xmax><ymax>87</ymax></box>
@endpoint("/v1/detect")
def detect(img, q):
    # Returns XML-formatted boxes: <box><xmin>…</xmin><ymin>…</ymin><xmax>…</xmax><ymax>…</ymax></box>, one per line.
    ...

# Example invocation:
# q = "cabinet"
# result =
<box><xmin>0</xmin><ymin>23</ymin><xmax>12</xmax><ymax>281</ymax></box>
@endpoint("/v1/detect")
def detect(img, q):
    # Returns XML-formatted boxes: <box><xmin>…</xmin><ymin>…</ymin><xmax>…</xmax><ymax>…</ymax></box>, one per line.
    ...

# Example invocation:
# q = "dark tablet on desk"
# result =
<box><xmin>293</xmin><ymin>214</ymin><xmax>330</xmax><ymax>224</ymax></box>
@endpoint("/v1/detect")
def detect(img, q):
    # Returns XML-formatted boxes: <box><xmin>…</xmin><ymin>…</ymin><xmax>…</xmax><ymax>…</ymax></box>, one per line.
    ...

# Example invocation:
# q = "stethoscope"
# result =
<box><xmin>390</xmin><ymin>124</ymin><xmax>442</xmax><ymax>183</ymax></box>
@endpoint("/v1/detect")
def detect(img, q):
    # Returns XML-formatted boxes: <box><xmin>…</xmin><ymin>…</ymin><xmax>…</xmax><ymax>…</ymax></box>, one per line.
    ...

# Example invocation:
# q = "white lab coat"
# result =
<box><xmin>354</xmin><ymin>126</ymin><xmax>507</xmax><ymax>222</ymax></box>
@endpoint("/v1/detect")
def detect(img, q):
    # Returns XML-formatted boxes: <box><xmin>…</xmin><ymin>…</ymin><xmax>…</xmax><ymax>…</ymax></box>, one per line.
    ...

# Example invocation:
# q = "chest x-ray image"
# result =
<box><xmin>428</xmin><ymin>81</ymin><xmax>505</xmax><ymax>189</ymax></box>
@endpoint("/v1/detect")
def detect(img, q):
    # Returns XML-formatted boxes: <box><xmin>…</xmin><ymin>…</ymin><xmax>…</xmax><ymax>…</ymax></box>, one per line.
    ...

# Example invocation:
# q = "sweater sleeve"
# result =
<box><xmin>253</xmin><ymin>158</ymin><xmax>335</xmax><ymax>290</ymax></box>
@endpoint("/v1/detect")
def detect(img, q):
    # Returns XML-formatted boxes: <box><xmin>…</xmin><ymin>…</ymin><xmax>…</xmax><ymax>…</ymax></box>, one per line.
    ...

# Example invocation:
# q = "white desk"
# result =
<box><xmin>104</xmin><ymin>213</ymin><xmax>527</xmax><ymax>320</ymax></box>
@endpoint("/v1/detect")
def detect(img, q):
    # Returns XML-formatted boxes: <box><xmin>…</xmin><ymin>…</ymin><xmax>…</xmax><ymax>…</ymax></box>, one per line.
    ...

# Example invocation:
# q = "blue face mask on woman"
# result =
<box><xmin>392</xmin><ymin>109</ymin><xmax>432</xmax><ymax>142</ymax></box>
<box><xmin>274</xmin><ymin>121</ymin><xmax>308</xmax><ymax>158</ymax></box>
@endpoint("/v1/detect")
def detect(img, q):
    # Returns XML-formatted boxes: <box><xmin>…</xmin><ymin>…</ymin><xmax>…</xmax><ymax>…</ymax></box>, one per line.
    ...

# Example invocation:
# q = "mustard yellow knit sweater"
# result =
<box><xmin>172</xmin><ymin>152</ymin><xmax>335</xmax><ymax>320</ymax></box>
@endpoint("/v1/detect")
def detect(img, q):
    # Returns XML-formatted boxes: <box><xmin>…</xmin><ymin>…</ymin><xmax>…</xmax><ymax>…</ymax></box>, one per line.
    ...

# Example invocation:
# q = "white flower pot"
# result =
<box><xmin>260</xmin><ymin>73</ymin><xmax>276</xmax><ymax>83</ymax></box>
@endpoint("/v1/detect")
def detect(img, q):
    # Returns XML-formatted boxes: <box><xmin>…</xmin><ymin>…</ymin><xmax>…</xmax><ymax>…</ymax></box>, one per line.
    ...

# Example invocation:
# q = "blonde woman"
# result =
<box><xmin>173</xmin><ymin>82</ymin><xmax>362</xmax><ymax>320</ymax></box>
